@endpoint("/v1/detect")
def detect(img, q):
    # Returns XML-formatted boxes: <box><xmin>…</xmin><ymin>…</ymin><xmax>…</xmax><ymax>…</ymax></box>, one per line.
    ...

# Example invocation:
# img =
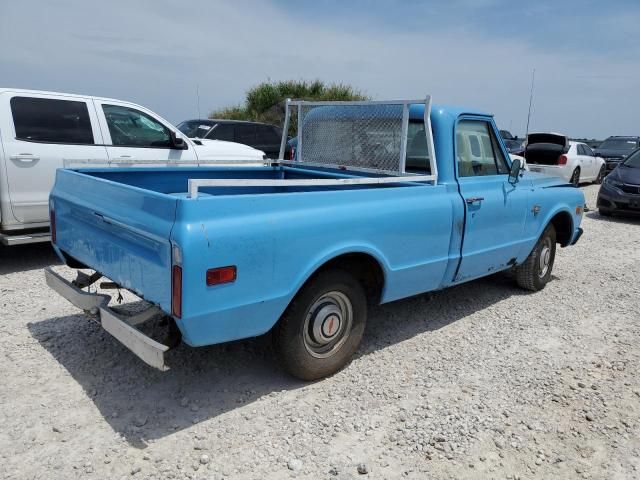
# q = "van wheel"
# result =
<box><xmin>272</xmin><ymin>269</ymin><xmax>367</xmax><ymax>381</ymax></box>
<box><xmin>570</xmin><ymin>168</ymin><xmax>580</xmax><ymax>187</ymax></box>
<box><xmin>515</xmin><ymin>223</ymin><xmax>556</xmax><ymax>292</ymax></box>
<box><xmin>595</xmin><ymin>165</ymin><xmax>606</xmax><ymax>184</ymax></box>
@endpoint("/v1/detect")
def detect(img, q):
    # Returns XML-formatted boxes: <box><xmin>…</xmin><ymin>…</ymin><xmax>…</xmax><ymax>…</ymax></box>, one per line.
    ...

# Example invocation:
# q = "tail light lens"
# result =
<box><xmin>289</xmin><ymin>147</ymin><xmax>296</xmax><ymax>161</ymax></box>
<box><xmin>49</xmin><ymin>205</ymin><xmax>56</xmax><ymax>244</ymax></box>
<box><xmin>558</xmin><ymin>154</ymin><xmax>568</xmax><ymax>165</ymax></box>
<box><xmin>171</xmin><ymin>265</ymin><xmax>182</xmax><ymax>318</ymax></box>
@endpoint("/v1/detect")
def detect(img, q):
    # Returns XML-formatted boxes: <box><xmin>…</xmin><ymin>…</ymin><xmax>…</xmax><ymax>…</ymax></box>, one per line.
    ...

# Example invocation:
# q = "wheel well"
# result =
<box><xmin>549</xmin><ymin>211</ymin><xmax>573</xmax><ymax>247</ymax></box>
<box><xmin>312</xmin><ymin>253</ymin><xmax>385</xmax><ymax>304</ymax></box>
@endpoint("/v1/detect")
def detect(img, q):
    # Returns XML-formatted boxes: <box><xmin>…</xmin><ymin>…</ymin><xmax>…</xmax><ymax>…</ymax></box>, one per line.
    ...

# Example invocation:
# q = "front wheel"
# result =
<box><xmin>272</xmin><ymin>269</ymin><xmax>367</xmax><ymax>380</ymax></box>
<box><xmin>595</xmin><ymin>165</ymin><xmax>606</xmax><ymax>184</ymax></box>
<box><xmin>515</xmin><ymin>224</ymin><xmax>556</xmax><ymax>292</ymax></box>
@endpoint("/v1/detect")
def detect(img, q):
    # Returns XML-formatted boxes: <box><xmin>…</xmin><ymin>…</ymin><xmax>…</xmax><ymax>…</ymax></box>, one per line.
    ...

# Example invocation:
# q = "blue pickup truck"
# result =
<box><xmin>45</xmin><ymin>98</ymin><xmax>585</xmax><ymax>380</ymax></box>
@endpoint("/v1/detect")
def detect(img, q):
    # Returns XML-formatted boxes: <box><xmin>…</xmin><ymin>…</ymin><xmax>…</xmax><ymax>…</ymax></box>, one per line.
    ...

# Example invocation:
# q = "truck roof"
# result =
<box><xmin>410</xmin><ymin>103</ymin><xmax>492</xmax><ymax>120</ymax></box>
<box><xmin>0</xmin><ymin>87</ymin><xmax>148</xmax><ymax>111</ymax></box>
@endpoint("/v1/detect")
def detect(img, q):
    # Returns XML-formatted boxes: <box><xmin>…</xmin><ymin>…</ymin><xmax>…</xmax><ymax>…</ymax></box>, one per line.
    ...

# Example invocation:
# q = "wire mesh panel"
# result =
<box><xmin>292</xmin><ymin>101</ymin><xmax>414</xmax><ymax>175</ymax></box>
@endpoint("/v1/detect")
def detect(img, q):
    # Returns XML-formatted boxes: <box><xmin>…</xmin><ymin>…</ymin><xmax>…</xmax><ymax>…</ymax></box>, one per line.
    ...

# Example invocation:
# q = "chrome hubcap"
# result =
<box><xmin>303</xmin><ymin>291</ymin><xmax>352</xmax><ymax>358</ymax></box>
<box><xmin>538</xmin><ymin>238</ymin><xmax>552</xmax><ymax>278</ymax></box>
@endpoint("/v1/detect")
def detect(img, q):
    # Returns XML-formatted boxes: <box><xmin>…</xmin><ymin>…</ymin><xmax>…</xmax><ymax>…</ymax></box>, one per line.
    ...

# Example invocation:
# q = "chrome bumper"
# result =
<box><xmin>44</xmin><ymin>267</ymin><xmax>170</xmax><ymax>371</ymax></box>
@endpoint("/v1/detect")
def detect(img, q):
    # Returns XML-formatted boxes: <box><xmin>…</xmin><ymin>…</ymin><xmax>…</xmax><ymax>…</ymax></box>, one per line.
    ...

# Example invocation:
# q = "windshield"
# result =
<box><xmin>177</xmin><ymin>121</ymin><xmax>215</xmax><ymax>138</ymax></box>
<box><xmin>599</xmin><ymin>138</ymin><xmax>638</xmax><ymax>150</ymax></box>
<box><xmin>622</xmin><ymin>149</ymin><xmax>640</xmax><ymax>168</ymax></box>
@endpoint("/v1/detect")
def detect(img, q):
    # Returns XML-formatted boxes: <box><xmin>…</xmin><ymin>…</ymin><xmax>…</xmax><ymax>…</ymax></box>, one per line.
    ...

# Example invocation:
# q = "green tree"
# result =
<box><xmin>209</xmin><ymin>80</ymin><xmax>368</xmax><ymax>135</ymax></box>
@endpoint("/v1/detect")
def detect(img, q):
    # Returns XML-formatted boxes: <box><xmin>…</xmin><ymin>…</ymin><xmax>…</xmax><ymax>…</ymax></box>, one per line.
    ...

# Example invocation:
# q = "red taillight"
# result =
<box><xmin>172</xmin><ymin>265</ymin><xmax>182</xmax><ymax>318</ymax></box>
<box><xmin>558</xmin><ymin>154</ymin><xmax>568</xmax><ymax>165</ymax></box>
<box><xmin>206</xmin><ymin>266</ymin><xmax>237</xmax><ymax>286</ymax></box>
<box><xmin>50</xmin><ymin>207</ymin><xmax>56</xmax><ymax>244</ymax></box>
<box><xmin>289</xmin><ymin>147</ymin><xmax>296</xmax><ymax>161</ymax></box>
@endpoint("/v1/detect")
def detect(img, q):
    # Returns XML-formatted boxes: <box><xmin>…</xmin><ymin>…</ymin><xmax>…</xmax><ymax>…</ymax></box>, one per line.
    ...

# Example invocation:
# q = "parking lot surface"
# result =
<box><xmin>0</xmin><ymin>185</ymin><xmax>638</xmax><ymax>479</ymax></box>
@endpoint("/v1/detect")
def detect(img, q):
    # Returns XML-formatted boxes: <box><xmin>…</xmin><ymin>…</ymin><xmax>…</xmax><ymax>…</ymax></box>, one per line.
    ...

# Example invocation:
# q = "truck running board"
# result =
<box><xmin>0</xmin><ymin>231</ymin><xmax>51</xmax><ymax>246</ymax></box>
<box><xmin>44</xmin><ymin>267</ymin><xmax>171</xmax><ymax>371</ymax></box>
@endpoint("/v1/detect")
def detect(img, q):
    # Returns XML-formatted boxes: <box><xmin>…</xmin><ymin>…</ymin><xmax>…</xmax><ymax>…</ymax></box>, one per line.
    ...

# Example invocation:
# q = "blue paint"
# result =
<box><xmin>50</xmin><ymin>104</ymin><xmax>585</xmax><ymax>348</ymax></box>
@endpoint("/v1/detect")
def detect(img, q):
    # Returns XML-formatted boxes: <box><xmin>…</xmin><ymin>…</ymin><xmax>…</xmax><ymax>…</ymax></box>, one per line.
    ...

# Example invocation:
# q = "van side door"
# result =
<box><xmin>0</xmin><ymin>92</ymin><xmax>107</xmax><ymax>225</ymax></box>
<box><xmin>93</xmin><ymin>100</ymin><xmax>197</xmax><ymax>164</ymax></box>
<box><xmin>454</xmin><ymin>117</ymin><xmax>530</xmax><ymax>282</ymax></box>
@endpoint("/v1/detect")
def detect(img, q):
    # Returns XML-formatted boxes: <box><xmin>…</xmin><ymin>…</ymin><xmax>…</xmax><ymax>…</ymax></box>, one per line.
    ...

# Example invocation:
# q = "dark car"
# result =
<box><xmin>177</xmin><ymin>119</ymin><xmax>288</xmax><ymax>159</ymax></box>
<box><xmin>597</xmin><ymin>148</ymin><xmax>640</xmax><ymax>216</ymax></box>
<box><xmin>594</xmin><ymin>136</ymin><xmax>640</xmax><ymax>173</ymax></box>
<box><xmin>503</xmin><ymin>138</ymin><xmax>524</xmax><ymax>154</ymax></box>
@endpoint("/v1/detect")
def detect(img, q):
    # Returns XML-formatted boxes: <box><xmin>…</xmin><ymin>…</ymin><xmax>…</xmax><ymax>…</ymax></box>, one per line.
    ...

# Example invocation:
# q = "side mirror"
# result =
<box><xmin>508</xmin><ymin>158</ymin><xmax>522</xmax><ymax>184</ymax></box>
<box><xmin>170</xmin><ymin>132</ymin><xmax>187</xmax><ymax>150</ymax></box>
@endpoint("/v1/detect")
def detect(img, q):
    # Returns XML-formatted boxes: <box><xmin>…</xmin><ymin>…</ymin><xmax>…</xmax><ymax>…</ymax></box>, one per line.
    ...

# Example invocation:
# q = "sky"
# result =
<box><xmin>1</xmin><ymin>0</ymin><xmax>639</xmax><ymax>139</ymax></box>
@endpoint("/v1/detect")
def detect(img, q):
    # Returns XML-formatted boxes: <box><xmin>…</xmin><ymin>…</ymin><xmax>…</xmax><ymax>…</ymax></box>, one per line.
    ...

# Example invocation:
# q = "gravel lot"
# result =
<box><xmin>1</xmin><ymin>184</ymin><xmax>639</xmax><ymax>480</ymax></box>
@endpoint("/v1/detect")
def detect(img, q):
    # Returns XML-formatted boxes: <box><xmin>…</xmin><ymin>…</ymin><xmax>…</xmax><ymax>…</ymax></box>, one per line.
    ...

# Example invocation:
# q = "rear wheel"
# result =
<box><xmin>515</xmin><ymin>224</ymin><xmax>556</xmax><ymax>292</ymax></box>
<box><xmin>570</xmin><ymin>168</ymin><xmax>581</xmax><ymax>187</ymax></box>
<box><xmin>272</xmin><ymin>269</ymin><xmax>367</xmax><ymax>380</ymax></box>
<box><xmin>595</xmin><ymin>165</ymin><xmax>606</xmax><ymax>184</ymax></box>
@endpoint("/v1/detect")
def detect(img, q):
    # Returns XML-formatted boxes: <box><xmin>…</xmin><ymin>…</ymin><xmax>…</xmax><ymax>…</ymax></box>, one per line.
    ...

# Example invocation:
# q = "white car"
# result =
<box><xmin>524</xmin><ymin>133</ymin><xmax>605</xmax><ymax>187</ymax></box>
<box><xmin>0</xmin><ymin>88</ymin><xmax>266</xmax><ymax>245</ymax></box>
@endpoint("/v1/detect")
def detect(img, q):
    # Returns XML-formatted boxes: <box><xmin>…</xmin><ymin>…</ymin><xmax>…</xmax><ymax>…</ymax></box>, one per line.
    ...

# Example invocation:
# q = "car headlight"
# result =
<box><xmin>603</xmin><ymin>176</ymin><xmax>622</xmax><ymax>188</ymax></box>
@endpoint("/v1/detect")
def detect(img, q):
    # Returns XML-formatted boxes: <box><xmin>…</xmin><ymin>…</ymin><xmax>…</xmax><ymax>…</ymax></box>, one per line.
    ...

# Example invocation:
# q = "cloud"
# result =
<box><xmin>0</xmin><ymin>0</ymin><xmax>638</xmax><ymax>138</ymax></box>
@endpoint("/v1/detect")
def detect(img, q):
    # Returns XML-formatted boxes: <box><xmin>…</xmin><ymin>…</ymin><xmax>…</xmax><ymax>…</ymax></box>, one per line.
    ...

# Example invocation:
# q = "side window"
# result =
<box><xmin>256</xmin><ymin>125</ymin><xmax>280</xmax><ymax>145</ymax></box>
<box><xmin>208</xmin><ymin>123</ymin><xmax>234</xmax><ymax>141</ymax></box>
<box><xmin>405</xmin><ymin>120</ymin><xmax>431</xmax><ymax>173</ymax></box>
<box><xmin>456</xmin><ymin>120</ymin><xmax>509</xmax><ymax>177</ymax></box>
<box><xmin>583</xmin><ymin>144</ymin><xmax>594</xmax><ymax>156</ymax></box>
<box><xmin>577</xmin><ymin>144</ymin><xmax>585</xmax><ymax>155</ymax></box>
<box><xmin>102</xmin><ymin>104</ymin><xmax>171</xmax><ymax>148</ymax></box>
<box><xmin>10</xmin><ymin>96</ymin><xmax>94</xmax><ymax>144</ymax></box>
<box><xmin>235</xmin><ymin>124</ymin><xmax>257</xmax><ymax>145</ymax></box>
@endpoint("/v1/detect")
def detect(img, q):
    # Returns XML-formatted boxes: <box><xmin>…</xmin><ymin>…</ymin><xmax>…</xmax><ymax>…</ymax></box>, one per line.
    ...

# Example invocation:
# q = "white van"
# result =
<box><xmin>0</xmin><ymin>89</ymin><xmax>266</xmax><ymax>245</ymax></box>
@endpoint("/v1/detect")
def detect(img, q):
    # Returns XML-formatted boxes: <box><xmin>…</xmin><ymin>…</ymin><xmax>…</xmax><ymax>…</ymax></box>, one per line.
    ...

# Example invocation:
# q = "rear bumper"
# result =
<box><xmin>526</xmin><ymin>164</ymin><xmax>572</xmax><ymax>182</ymax></box>
<box><xmin>44</xmin><ymin>267</ymin><xmax>170</xmax><ymax>371</ymax></box>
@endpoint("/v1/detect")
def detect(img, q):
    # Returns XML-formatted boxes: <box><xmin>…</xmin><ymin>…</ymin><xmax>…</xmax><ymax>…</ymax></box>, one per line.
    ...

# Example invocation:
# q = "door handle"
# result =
<box><xmin>119</xmin><ymin>155</ymin><xmax>132</xmax><ymax>158</ymax></box>
<box><xmin>465</xmin><ymin>197</ymin><xmax>484</xmax><ymax>204</ymax></box>
<box><xmin>10</xmin><ymin>154</ymin><xmax>40</xmax><ymax>162</ymax></box>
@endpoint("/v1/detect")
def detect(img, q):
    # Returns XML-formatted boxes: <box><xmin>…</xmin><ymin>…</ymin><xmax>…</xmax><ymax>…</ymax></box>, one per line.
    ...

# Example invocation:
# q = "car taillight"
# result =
<box><xmin>558</xmin><ymin>154</ymin><xmax>568</xmax><ymax>165</ymax></box>
<box><xmin>206</xmin><ymin>266</ymin><xmax>237</xmax><ymax>286</ymax></box>
<box><xmin>171</xmin><ymin>265</ymin><xmax>182</xmax><ymax>318</ymax></box>
<box><xmin>289</xmin><ymin>147</ymin><xmax>296</xmax><ymax>161</ymax></box>
<box><xmin>49</xmin><ymin>205</ymin><xmax>56</xmax><ymax>244</ymax></box>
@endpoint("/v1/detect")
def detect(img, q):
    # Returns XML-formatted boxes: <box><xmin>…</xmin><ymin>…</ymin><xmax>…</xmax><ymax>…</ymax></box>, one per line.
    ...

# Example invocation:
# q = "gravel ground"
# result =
<box><xmin>1</xmin><ymin>185</ymin><xmax>639</xmax><ymax>480</ymax></box>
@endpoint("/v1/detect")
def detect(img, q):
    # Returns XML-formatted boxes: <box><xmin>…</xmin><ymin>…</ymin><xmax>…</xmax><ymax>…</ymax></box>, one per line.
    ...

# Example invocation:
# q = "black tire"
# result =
<box><xmin>595</xmin><ymin>165</ymin><xmax>606</xmax><ymax>185</ymax></box>
<box><xmin>599</xmin><ymin>208</ymin><xmax>612</xmax><ymax>217</ymax></box>
<box><xmin>570</xmin><ymin>168</ymin><xmax>580</xmax><ymax>187</ymax></box>
<box><xmin>515</xmin><ymin>223</ymin><xmax>556</xmax><ymax>292</ymax></box>
<box><xmin>272</xmin><ymin>269</ymin><xmax>367</xmax><ymax>381</ymax></box>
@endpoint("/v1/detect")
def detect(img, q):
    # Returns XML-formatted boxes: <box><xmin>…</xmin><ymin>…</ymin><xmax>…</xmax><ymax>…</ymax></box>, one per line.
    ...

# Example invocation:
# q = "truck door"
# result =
<box><xmin>454</xmin><ymin>118</ymin><xmax>529</xmax><ymax>282</ymax></box>
<box><xmin>93</xmin><ymin>100</ymin><xmax>197</xmax><ymax>164</ymax></box>
<box><xmin>0</xmin><ymin>92</ymin><xmax>107</xmax><ymax>224</ymax></box>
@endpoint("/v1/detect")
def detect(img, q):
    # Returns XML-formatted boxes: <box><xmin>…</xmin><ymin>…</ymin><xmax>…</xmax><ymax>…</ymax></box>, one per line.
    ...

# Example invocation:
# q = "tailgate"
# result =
<box><xmin>51</xmin><ymin>169</ymin><xmax>178</xmax><ymax>312</ymax></box>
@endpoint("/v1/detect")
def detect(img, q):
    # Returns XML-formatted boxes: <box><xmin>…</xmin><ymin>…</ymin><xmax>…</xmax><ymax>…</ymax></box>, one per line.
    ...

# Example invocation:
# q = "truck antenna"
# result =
<box><xmin>196</xmin><ymin>84</ymin><xmax>202</xmax><ymax>119</ymax></box>
<box><xmin>523</xmin><ymin>68</ymin><xmax>535</xmax><ymax>161</ymax></box>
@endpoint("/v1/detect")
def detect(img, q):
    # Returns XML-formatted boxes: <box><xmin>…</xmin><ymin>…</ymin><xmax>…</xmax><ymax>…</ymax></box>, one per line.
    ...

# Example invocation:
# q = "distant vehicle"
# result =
<box><xmin>500</xmin><ymin>129</ymin><xmax>515</xmax><ymax>141</ymax></box>
<box><xmin>597</xmin><ymin>148</ymin><xmax>640</xmax><ymax>216</ymax></box>
<box><xmin>594</xmin><ymin>136</ymin><xmax>640</xmax><ymax>173</ymax></box>
<box><xmin>0</xmin><ymin>89</ymin><xmax>266</xmax><ymax>246</ymax></box>
<box><xmin>46</xmin><ymin>98</ymin><xmax>585</xmax><ymax>379</ymax></box>
<box><xmin>504</xmin><ymin>138</ymin><xmax>524</xmax><ymax>154</ymax></box>
<box><xmin>524</xmin><ymin>133</ymin><xmax>605</xmax><ymax>187</ymax></box>
<box><xmin>177</xmin><ymin>119</ymin><xmax>290</xmax><ymax>159</ymax></box>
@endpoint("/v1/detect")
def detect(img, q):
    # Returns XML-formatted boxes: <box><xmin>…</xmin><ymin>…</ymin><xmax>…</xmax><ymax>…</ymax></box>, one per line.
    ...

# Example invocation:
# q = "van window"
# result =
<box><xmin>456</xmin><ymin>120</ymin><xmax>509</xmax><ymax>177</ymax></box>
<box><xmin>11</xmin><ymin>96</ymin><xmax>94</xmax><ymax>144</ymax></box>
<box><xmin>208</xmin><ymin>123</ymin><xmax>234</xmax><ymax>142</ymax></box>
<box><xmin>102</xmin><ymin>104</ymin><xmax>171</xmax><ymax>148</ymax></box>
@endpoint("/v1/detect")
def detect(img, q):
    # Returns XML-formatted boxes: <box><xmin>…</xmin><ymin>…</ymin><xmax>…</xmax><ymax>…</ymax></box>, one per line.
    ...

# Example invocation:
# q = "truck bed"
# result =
<box><xmin>51</xmin><ymin>164</ymin><xmax>456</xmax><ymax>346</ymax></box>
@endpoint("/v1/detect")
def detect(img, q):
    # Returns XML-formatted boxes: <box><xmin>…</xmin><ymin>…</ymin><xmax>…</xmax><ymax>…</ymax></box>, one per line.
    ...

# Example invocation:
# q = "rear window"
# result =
<box><xmin>11</xmin><ymin>96</ymin><xmax>94</xmax><ymax>144</ymax></box>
